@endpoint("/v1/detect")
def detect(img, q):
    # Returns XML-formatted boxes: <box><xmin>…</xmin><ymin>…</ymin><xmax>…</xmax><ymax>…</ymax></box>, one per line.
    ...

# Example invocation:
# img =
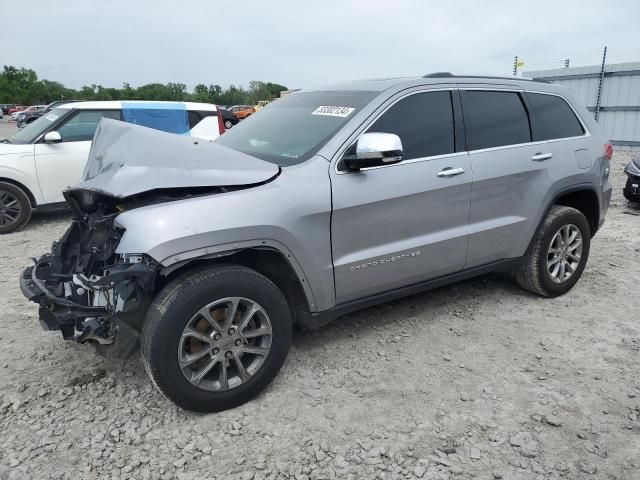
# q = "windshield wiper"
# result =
<box><xmin>0</xmin><ymin>139</ymin><xmax>11</xmax><ymax>144</ymax></box>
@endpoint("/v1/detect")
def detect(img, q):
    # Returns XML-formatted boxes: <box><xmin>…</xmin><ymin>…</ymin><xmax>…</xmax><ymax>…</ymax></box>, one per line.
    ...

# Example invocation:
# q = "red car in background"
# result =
<box><xmin>7</xmin><ymin>105</ymin><xmax>25</xmax><ymax>115</ymax></box>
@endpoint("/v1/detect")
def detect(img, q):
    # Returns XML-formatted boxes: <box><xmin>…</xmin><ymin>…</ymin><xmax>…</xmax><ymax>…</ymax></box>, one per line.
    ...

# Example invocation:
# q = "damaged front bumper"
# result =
<box><xmin>20</xmin><ymin>263</ymin><xmax>110</xmax><ymax>334</ymax></box>
<box><xmin>20</xmin><ymin>213</ymin><xmax>159</xmax><ymax>359</ymax></box>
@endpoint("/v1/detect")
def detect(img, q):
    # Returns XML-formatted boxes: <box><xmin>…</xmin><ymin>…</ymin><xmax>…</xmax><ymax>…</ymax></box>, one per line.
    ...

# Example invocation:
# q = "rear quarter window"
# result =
<box><xmin>526</xmin><ymin>92</ymin><xmax>585</xmax><ymax>141</ymax></box>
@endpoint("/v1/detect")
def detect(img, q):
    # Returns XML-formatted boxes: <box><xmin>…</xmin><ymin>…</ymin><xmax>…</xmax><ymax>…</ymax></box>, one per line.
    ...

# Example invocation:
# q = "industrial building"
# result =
<box><xmin>525</xmin><ymin>62</ymin><xmax>640</xmax><ymax>149</ymax></box>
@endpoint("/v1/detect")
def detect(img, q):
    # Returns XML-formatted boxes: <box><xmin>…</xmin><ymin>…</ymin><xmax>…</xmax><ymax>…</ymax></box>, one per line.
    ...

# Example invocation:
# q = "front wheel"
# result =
<box><xmin>0</xmin><ymin>181</ymin><xmax>32</xmax><ymax>234</ymax></box>
<box><xmin>141</xmin><ymin>264</ymin><xmax>292</xmax><ymax>412</ymax></box>
<box><xmin>224</xmin><ymin>120</ymin><xmax>233</xmax><ymax>129</ymax></box>
<box><xmin>514</xmin><ymin>206</ymin><xmax>591</xmax><ymax>297</ymax></box>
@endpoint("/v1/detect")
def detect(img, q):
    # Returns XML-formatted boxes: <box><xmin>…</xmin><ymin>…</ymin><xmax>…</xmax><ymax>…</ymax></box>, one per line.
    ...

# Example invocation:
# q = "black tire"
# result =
<box><xmin>515</xmin><ymin>206</ymin><xmax>591</xmax><ymax>297</ymax></box>
<box><xmin>141</xmin><ymin>264</ymin><xmax>292</xmax><ymax>412</ymax></box>
<box><xmin>224</xmin><ymin>120</ymin><xmax>233</xmax><ymax>129</ymax></box>
<box><xmin>0</xmin><ymin>181</ymin><xmax>32</xmax><ymax>234</ymax></box>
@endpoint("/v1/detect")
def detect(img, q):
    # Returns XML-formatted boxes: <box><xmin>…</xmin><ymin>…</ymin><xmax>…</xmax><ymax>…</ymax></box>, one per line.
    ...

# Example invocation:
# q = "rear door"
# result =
<box><xmin>330</xmin><ymin>90</ymin><xmax>472</xmax><ymax>303</ymax></box>
<box><xmin>461</xmin><ymin>89</ymin><xmax>557</xmax><ymax>267</ymax></box>
<box><xmin>34</xmin><ymin>109</ymin><xmax>121</xmax><ymax>203</ymax></box>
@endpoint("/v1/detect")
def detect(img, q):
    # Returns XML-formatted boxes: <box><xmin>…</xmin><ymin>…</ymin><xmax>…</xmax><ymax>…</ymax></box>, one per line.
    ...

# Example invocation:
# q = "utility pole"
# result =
<box><xmin>594</xmin><ymin>46</ymin><xmax>607</xmax><ymax>122</ymax></box>
<box><xmin>513</xmin><ymin>56</ymin><xmax>519</xmax><ymax>76</ymax></box>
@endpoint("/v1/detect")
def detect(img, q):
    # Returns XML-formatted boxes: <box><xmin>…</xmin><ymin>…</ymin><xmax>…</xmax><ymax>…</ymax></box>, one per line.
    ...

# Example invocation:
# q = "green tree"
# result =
<box><xmin>0</xmin><ymin>66</ymin><xmax>39</xmax><ymax>103</ymax></box>
<box><xmin>0</xmin><ymin>64</ymin><xmax>288</xmax><ymax>106</ymax></box>
<box><xmin>192</xmin><ymin>84</ymin><xmax>210</xmax><ymax>103</ymax></box>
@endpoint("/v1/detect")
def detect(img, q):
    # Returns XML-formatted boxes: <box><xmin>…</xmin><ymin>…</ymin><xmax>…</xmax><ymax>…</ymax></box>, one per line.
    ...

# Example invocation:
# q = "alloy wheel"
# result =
<box><xmin>0</xmin><ymin>189</ymin><xmax>21</xmax><ymax>227</ymax></box>
<box><xmin>546</xmin><ymin>224</ymin><xmax>583</xmax><ymax>284</ymax></box>
<box><xmin>178</xmin><ymin>297</ymin><xmax>272</xmax><ymax>392</ymax></box>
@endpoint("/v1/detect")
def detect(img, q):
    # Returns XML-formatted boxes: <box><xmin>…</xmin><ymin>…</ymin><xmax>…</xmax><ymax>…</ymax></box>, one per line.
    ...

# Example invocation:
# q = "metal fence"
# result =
<box><xmin>524</xmin><ymin>61</ymin><xmax>640</xmax><ymax>150</ymax></box>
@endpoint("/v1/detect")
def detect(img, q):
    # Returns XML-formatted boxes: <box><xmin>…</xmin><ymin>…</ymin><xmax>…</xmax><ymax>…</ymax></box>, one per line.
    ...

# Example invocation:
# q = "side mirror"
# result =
<box><xmin>43</xmin><ymin>131</ymin><xmax>62</xmax><ymax>144</ymax></box>
<box><xmin>343</xmin><ymin>133</ymin><xmax>403</xmax><ymax>171</ymax></box>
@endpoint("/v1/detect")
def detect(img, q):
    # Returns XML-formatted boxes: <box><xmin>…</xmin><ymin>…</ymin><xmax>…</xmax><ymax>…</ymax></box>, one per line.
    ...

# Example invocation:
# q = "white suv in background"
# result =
<box><xmin>0</xmin><ymin>101</ymin><xmax>225</xmax><ymax>233</ymax></box>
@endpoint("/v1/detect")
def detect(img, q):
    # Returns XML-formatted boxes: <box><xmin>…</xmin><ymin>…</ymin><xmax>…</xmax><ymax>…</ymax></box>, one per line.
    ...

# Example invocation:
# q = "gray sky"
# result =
<box><xmin>1</xmin><ymin>0</ymin><xmax>639</xmax><ymax>91</ymax></box>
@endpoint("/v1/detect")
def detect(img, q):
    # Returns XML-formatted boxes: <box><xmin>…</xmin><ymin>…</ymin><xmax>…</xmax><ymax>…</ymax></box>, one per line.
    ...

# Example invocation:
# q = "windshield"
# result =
<box><xmin>216</xmin><ymin>91</ymin><xmax>377</xmax><ymax>166</ymax></box>
<box><xmin>7</xmin><ymin>108</ymin><xmax>69</xmax><ymax>144</ymax></box>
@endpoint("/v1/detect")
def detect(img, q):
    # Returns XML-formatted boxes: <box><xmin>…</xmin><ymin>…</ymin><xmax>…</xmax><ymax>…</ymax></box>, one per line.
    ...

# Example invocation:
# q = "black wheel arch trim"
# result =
<box><xmin>527</xmin><ymin>183</ymin><xmax>601</xmax><ymax>255</ymax></box>
<box><xmin>157</xmin><ymin>240</ymin><xmax>319</xmax><ymax>313</ymax></box>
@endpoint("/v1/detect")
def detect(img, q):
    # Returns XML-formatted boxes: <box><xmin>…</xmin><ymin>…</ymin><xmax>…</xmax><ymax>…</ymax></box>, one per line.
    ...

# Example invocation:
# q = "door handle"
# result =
<box><xmin>437</xmin><ymin>167</ymin><xmax>465</xmax><ymax>178</ymax></box>
<box><xmin>531</xmin><ymin>152</ymin><xmax>553</xmax><ymax>162</ymax></box>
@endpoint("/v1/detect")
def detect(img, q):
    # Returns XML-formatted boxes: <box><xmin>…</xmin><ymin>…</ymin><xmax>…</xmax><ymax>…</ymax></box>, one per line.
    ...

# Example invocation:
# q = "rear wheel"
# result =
<box><xmin>515</xmin><ymin>206</ymin><xmax>590</xmax><ymax>297</ymax></box>
<box><xmin>224</xmin><ymin>120</ymin><xmax>233</xmax><ymax>129</ymax></box>
<box><xmin>141</xmin><ymin>264</ymin><xmax>292</xmax><ymax>412</ymax></box>
<box><xmin>0</xmin><ymin>182</ymin><xmax>32</xmax><ymax>234</ymax></box>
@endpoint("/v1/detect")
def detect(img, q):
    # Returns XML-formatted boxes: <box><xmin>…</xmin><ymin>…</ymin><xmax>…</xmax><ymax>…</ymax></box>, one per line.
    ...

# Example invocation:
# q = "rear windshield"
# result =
<box><xmin>216</xmin><ymin>91</ymin><xmax>377</xmax><ymax>166</ymax></box>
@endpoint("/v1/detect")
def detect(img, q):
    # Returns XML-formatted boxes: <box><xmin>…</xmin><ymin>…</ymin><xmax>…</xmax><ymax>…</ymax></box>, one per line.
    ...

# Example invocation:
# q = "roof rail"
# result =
<box><xmin>422</xmin><ymin>72</ymin><xmax>550</xmax><ymax>84</ymax></box>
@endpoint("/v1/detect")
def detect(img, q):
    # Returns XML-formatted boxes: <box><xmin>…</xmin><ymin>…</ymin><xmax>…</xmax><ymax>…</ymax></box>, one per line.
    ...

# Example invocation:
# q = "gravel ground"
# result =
<box><xmin>1</xmin><ymin>118</ymin><xmax>639</xmax><ymax>480</ymax></box>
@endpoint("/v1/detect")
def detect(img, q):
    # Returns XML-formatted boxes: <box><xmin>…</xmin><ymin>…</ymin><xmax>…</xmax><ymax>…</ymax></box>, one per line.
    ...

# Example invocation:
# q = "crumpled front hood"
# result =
<box><xmin>72</xmin><ymin>118</ymin><xmax>279</xmax><ymax>198</ymax></box>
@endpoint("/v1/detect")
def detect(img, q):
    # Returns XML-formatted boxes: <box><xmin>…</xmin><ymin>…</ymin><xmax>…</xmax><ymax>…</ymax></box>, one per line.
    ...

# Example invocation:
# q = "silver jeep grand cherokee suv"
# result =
<box><xmin>21</xmin><ymin>73</ymin><xmax>613</xmax><ymax>412</ymax></box>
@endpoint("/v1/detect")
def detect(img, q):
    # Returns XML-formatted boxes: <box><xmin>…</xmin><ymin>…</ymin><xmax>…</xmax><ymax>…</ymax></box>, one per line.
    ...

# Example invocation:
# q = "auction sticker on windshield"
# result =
<box><xmin>311</xmin><ymin>106</ymin><xmax>355</xmax><ymax>118</ymax></box>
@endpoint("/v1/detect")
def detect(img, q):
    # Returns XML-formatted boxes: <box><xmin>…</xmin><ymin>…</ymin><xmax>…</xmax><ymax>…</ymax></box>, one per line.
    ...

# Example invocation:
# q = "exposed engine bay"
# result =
<box><xmin>20</xmin><ymin>190</ymin><xmax>161</xmax><ymax>358</ymax></box>
<box><xmin>19</xmin><ymin>118</ymin><xmax>283</xmax><ymax>359</ymax></box>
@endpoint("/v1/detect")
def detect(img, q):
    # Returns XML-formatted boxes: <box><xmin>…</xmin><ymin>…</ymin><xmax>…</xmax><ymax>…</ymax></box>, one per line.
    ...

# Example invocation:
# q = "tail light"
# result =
<box><xmin>604</xmin><ymin>143</ymin><xmax>613</xmax><ymax>161</ymax></box>
<box><xmin>217</xmin><ymin>108</ymin><xmax>226</xmax><ymax>135</ymax></box>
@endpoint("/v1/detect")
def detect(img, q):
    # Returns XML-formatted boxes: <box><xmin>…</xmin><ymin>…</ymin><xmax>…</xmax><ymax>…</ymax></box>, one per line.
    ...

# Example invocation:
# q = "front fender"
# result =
<box><xmin>113</xmin><ymin>156</ymin><xmax>334</xmax><ymax>311</ymax></box>
<box><xmin>0</xmin><ymin>150</ymin><xmax>44</xmax><ymax>205</ymax></box>
<box><xmin>157</xmin><ymin>238</ymin><xmax>319</xmax><ymax>311</ymax></box>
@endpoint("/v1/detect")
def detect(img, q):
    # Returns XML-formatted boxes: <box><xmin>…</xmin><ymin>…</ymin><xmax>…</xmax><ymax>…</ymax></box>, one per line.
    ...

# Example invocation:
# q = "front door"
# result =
<box><xmin>34</xmin><ymin>109</ymin><xmax>121</xmax><ymax>203</ymax></box>
<box><xmin>330</xmin><ymin>90</ymin><xmax>472</xmax><ymax>303</ymax></box>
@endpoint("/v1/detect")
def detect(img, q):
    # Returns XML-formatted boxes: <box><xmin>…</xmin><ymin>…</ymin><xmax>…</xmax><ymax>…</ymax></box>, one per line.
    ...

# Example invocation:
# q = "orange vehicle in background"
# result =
<box><xmin>229</xmin><ymin>105</ymin><xmax>255</xmax><ymax>120</ymax></box>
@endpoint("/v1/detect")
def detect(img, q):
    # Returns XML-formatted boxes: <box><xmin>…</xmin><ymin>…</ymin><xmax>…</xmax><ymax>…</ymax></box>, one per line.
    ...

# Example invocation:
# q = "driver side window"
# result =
<box><xmin>367</xmin><ymin>91</ymin><xmax>455</xmax><ymax>160</ymax></box>
<box><xmin>57</xmin><ymin>110</ymin><xmax>121</xmax><ymax>142</ymax></box>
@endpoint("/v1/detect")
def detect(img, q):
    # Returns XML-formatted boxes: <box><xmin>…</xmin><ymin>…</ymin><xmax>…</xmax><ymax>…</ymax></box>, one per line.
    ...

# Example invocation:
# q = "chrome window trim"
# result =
<box><xmin>346</xmin><ymin>151</ymin><xmax>469</xmax><ymax>173</ymax></box>
<box><xmin>333</xmin><ymin>87</ymin><xmax>459</xmax><ymax>175</ymax></box>
<box><xmin>332</xmin><ymin>87</ymin><xmax>591</xmax><ymax>175</ymax></box>
<box><xmin>523</xmin><ymin>89</ymin><xmax>591</xmax><ymax>137</ymax></box>
<box><xmin>460</xmin><ymin>88</ymin><xmax>590</xmax><ymax>155</ymax></box>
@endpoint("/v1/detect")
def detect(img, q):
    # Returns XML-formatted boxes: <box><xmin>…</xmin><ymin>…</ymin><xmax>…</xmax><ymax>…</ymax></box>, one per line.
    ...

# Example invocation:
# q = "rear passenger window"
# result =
<box><xmin>367</xmin><ymin>91</ymin><xmax>455</xmax><ymax>160</ymax></box>
<box><xmin>526</xmin><ymin>93</ymin><xmax>584</xmax><ymax>141</ymax></box>
<box><xmin>461</xmin><ymin>91</ymin><xmax>531</xmax><ymax>150</ymax></box>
